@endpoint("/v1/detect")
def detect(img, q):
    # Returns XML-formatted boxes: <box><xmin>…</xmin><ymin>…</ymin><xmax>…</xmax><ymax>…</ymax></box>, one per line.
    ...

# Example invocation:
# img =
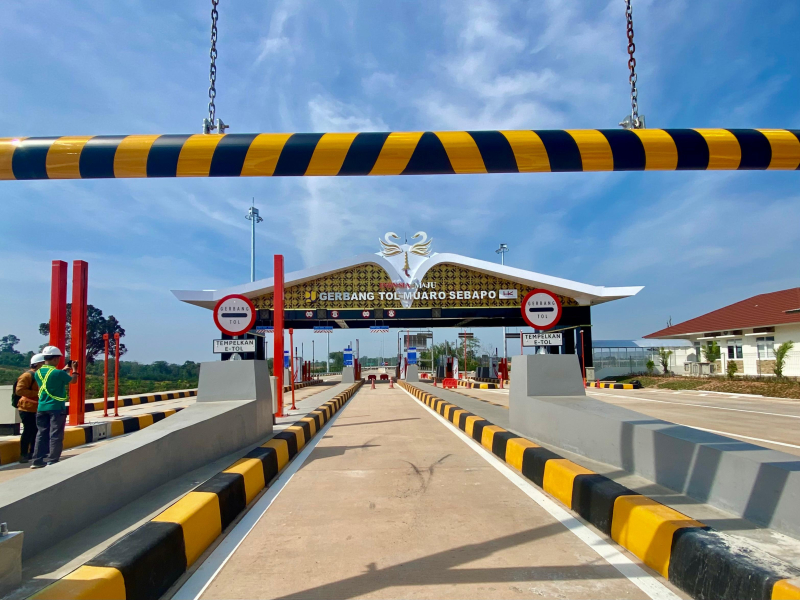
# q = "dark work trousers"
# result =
<box><xmin>32</xmin><ymin>410</ymin><xmax>67</xmax><ymax>466</ymax></box>
<box><xmin>19</xmin><ymin>410</ymin><xmax>38</xmax><ymax>458</ymax></box>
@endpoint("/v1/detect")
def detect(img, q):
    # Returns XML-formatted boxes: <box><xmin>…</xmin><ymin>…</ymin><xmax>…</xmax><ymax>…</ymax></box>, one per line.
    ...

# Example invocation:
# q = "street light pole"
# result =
<box><xmin>496</xmin><ymin>243</ymin><xmax>509</xmax><ymax>361</ymax></box>
<box><xmin>245</xmin><ymin>201</ymin><xmax>263</xmax><ymax>283</ymax></box>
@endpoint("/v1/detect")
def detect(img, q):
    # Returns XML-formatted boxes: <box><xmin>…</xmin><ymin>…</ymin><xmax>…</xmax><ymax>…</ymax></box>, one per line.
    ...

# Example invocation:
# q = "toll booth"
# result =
<box><xmin>476</xmin><ymin>355</ymin><xmax>501</xmax><ymax>379</ymax></box>
<box><xmin>436</xmin><ymin>356</ymin><xmax>456</xmax><ymax>379</ymax></box>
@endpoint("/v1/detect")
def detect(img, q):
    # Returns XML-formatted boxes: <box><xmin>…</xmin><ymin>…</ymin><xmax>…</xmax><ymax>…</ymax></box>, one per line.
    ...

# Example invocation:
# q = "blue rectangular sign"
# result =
<box><xmin>284</xmin><ymin>349</ymin><xmax>290</xmax><ymax>368</ymax></box>
<box><xmin>408</xmin><ymin>346</ymin><xmax>417</xmax><ymax>365</ymax></box>
<box><xmin>343</xmin><ymin>347</ymin><xmax>353</xmax><ymax>367</ymax></box>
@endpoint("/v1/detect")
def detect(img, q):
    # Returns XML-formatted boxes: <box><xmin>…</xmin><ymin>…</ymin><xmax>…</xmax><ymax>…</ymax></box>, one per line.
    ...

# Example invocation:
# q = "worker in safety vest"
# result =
<box><xmin>30</xmin><ymin>346</ymin><xmax>79</xmax><ymax>469</ymax></box>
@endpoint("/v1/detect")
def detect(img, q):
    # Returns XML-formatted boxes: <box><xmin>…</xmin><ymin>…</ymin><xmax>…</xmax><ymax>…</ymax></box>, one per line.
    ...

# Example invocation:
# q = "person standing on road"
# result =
<box><xmin>31</xmin><ymin>346</ymin><xmax>78</xmax><ymax>469</ymax></box>
<box><xmin>14</xmin><ymin>353</ymin><xmax>46</xmax><ymax>463</ymax></box>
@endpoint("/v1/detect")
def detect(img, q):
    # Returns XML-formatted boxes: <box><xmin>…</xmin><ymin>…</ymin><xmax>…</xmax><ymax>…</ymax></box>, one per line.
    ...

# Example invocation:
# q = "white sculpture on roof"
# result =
<box><xmin>377</xmin><ymin>231</ymin><xmax>435</xmax><ymax>307</ymax></box>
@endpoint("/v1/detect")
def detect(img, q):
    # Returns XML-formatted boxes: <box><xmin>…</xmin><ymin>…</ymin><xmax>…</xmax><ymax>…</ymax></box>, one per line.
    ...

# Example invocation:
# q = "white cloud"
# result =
<box><xmin>307</xmin><ymin>95</ymin><xmax>388</xmax><ymax>132</ymax></box>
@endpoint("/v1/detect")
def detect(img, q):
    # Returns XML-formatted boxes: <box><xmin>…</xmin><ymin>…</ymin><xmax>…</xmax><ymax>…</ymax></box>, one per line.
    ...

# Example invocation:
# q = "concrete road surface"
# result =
<box><xmin>181</xmin><ymin>385</ymin><xmax>683</xmax><ymax>600</ymax></box>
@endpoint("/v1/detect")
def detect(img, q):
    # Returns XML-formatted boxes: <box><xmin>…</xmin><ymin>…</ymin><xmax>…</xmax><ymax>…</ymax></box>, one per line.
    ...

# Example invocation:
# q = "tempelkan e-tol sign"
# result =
<box><xmin>213</xmin><ymin>339</ymin><xmax>256</xmax><ymax>353</ymax></box>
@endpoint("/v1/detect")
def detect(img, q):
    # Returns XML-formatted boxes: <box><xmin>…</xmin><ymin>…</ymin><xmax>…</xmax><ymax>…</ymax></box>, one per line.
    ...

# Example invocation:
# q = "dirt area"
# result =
<box><xmin>615</xmin><ymin>375</ymin><xmax>800</xmax><ymax>399</ymax></box>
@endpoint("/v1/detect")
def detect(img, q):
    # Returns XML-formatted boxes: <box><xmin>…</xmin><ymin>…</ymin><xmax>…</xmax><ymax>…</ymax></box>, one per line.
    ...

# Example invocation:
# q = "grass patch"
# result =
<box><xmin>607</xmin><ymin>372</ymin><xmax>800</xmax><ymax>400</ymax></box>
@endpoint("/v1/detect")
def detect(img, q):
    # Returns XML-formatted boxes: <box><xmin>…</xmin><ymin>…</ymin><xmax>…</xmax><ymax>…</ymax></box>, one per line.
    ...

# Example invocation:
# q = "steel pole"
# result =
<box><xmin>250</xmin><ymin>211</ymin><xmax>256</xmax><ymax>282</ymax></box>
<box><xmin>49</xmin><ymin>261</ymin><xmax>68</xmax><ymax>369</ymax></box>
<box><xmin>274</xmin><ymin>255</ymin><xmax>285</xmax><ymax>417</ymax></box>
<box><xmin>69</xmin><ymin>260</ymin><xmax>88</xmax><ymax>426</ymax></box>
<box><xmin>103</xmin><ymin>334</ymin><xmax>109</xmax><ymax>417</ymax></box>
<box><xmin>113</xmin><ymin>333</ymin><xmax>120</xmax><ymax>417</ymax></box>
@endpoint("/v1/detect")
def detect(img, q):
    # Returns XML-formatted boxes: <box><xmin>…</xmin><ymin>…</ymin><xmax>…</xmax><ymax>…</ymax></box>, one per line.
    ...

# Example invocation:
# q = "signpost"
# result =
<box><xmin>213</xmin><ymin>339</ymin><xmax>256</xmax><ymax>353</ymax></box>
<box><xmin>520</xmin><ymin>289</ymin><xmax>562</xmax><ymax>330</ymax></box>
<box><xmin>344</xmin><ymin>347</ymin><xmax>353</xmax><ymax>367</ymax></box>
<box><xmin>522</xmin><ymin>332</ymin><xmax>563</xmax><ymax>347</ymax></box>
<box><xmin>213</xmin><ymin>294</ymin><xmax>256</xmax><ymax>336</ymax></box>
<box><xmin>407</xmin><ymin>347</ymin><xmax>417</xmax><ymax>365</ymax></box>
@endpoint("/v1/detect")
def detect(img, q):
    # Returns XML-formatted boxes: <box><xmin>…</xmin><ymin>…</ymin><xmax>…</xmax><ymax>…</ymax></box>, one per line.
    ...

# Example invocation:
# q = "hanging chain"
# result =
<box><xmin>203</xmin><ymin>0</ymin><xmax>228</xmax><ymax>133</ymax></box>
<box><xmin>620</xmin><ymin>0</ymin><xmax>645</xmax><ymax>129</ymax></box>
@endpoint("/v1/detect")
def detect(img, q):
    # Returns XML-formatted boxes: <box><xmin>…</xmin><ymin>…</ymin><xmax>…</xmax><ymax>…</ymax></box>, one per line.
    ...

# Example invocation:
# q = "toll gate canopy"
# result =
<box><xmin>172</xmin><ymin>232</ymin><xmax>642</xmax><ymax>365</ymax></box>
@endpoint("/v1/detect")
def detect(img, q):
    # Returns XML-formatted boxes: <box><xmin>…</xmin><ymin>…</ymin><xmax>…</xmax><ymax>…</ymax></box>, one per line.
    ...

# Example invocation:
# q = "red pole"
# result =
<box><xmin>114</xmin><ymin>333</ymin><xmax>120</xmax><ymax>416</ymax></box>
<box><xmin>289</xmin><ymin>331</ymin><xmax>296</xmax><ymax>410</ymax></box>
<box><xmin>274</xmin><ymin>255</ymin><xmax>285</xmax><ymax>418</ymax></box>
<box><xmin>50</xmin><ymin>260</ymin><xmax>68</xmax><ymax>369</ymax></box>
<box><xmin>103</xmin><ymin>333</ymin><xmax>109</xmax><ymax>417</ymax></box>
<box><xmin>463</xmin><ymin>330</ymin><xmax>467</xmax><ymax>380</ymax></box>
<box><xmin>69</xmin><ymin>260</ymin><xmax>88</xmax><ymax>426</ymax></box>
<box><xmin>580</xmin><ymin>330</ymin><xmax>586</xmax><ymax>386</ymax></box>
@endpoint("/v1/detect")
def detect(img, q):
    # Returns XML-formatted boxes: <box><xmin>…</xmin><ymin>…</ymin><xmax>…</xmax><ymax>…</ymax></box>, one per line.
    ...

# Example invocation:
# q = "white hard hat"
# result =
<box><xmin>41</xmin><ymin>346</ymin><xmax>63</xmax><ymax>358</ymax></box>
<box><xmin>31</xmin><ymin>353</ymin><xmax>45</xmax><ymax>366</ymax></box>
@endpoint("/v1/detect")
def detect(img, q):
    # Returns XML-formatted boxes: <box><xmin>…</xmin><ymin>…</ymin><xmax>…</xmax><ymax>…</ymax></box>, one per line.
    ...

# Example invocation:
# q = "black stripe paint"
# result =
<box><xmin>274</xmin><ymin>430</ymin><xmax>299</xmax><ymax>458</ymax></box>
<box><xmin>491</xmin><ymin>431</ymin><xmax>516</xmax><ymax>460</ymax></box>
<box><xmin>11</xmin><ymin>137</ymin><xmax>57</xmax><ymax>180</ymax></box>
<box><xmin>728</xmin><ymin>129</ymin><xmax>770</xmax><ymax>170</ymax></box>
<box><xmin>792</xmin><ymin>131</ymin><xmax>800</xmax><ymax>169</ymax></box>
<box><xmin>664</xmin><ymin>130</ymin><xmax>709</xmax><ymax>170</ymax></box>
<box><xmin>471</xmin><ymin>420</ymin><xmax>488</xmax><ymax>443</ymax></box>
<box><xmin>599</xmin><ymin>130</ymin><xmax>646</xmax><ymax>171</ymax></box>
<box><xmin>457</xmin><ymin>411</ymin><xmax>472</xmax><ymax>430</ymax></box>
<box><xmin>296</xmin><ymin>420</ymin><xmax>312</xmax><ymax>441</ymax></box>
<box><xmin>402</xmin><ymin>132</ymin><xmax>455</xmax><ymax>175</ymax></box>
<box><xmin>121</xmin><ymin>416</ymin><xmax>141</xmax><ymax>434</ymax></box>
<box><xmin>146</xmin><ymin>135</ymin><xmax>192</xmax><ymax>177</ymax></box>
<box><xmin>245</xmin><ymin>446</ymin><xmax>280</xmax><ymax>484</ymax></box>
<box><xmin>467</xmin><ymin>131</ymin><xmax>518</xmax><ymax>173</ymax></box>
<box><xmin>534</xmin><ymin>130</ymin><xmax>582</xmax><ymax>171</ymax></box>
<box><xmin>87</xmin><ymin>521</ymin><xmax>186</xmax><ymax>600</ymax></box>
<box><xmin>273</xmin><ymin>133</ymin><xmax>324</xmax><ymax>176</ymax></box>
<box><xmin>152</xmin><ymin>412</ymin><xmax>166</xmax><ymax>423</ymax></box>
<box><xmin>195</xmin><ymin>472</ymin><xmax>246</xmax><ymax>530</ymax></box>
<box><xmin>79</xmin><ymin>136</ymin><xmax>125</xmax><ymax>178</ymax></box>
<box><xmin>572</xmin><ymin>475</ymin><xmax>637</xmax><ymax>535</ymax></box>
<box><xmin>339</xmin><ymin>132</ymin><xmax>390</xmax><ymax>175</ymax></box>
<box><xmin>209</xmin><ymin>133</ymin><xmax>258</xmax><ymax>176</ymax></box>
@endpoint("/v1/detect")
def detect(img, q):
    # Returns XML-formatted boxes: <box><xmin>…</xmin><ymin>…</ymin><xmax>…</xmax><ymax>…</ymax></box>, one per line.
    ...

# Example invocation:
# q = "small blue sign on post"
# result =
<box><xmin>343</xmin><ymin>346</ymin><xmax>354</xmax><ymax>367</ymax></box>
<box><xmin>408</xmin><ymin>346</ymin><xmax>417</xmax><ymax>365</ymax></box>
<box><xmin>284</xmin><ymin>349</ymin><xmax>290</xmax><ymax>368</ymax></box>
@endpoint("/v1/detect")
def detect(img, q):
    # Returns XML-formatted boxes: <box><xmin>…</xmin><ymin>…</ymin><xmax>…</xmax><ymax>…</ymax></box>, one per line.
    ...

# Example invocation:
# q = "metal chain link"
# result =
<box><xmin>203</xmin><ymin>0</ymin><xmax>228</xmax><ymax>133</ymax></box>
<box><xmin>620</xmin><ymin>0</ymin><xmax>645</xmax><ymax>129</ymax></box>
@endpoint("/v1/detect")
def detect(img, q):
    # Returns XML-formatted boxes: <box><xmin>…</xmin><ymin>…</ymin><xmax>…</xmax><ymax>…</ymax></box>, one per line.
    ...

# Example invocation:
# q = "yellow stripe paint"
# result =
<box><xmin>0</xmin><ymin>137</ymin><xmax>25</xmax><ymax>180</ymax></box>
<box><xmin>632</xmin><ymin>129</ymin><xmax>678</xmax><ymax>170</ymax></box>
<box><xmin>225</xmin><ymin>458</ymin><xmax>266</xmax><ymax>504</ymax></box>
<box><xmin>611</xmin><ymin>495</ymin><xmax>705</xmax><ymax>578</ymax></box>
<box><xmin>450</xmin><ymin>409</ymin><xmax>466</xmax><ymax>426</ymax></box>
<box><xmin>480</xmin><ymin>425</ymin><xmax>505</xmax><ymax>452</ymax></box>
<box><xmin>45</xmin><ymin>136</ymin><xmax>94</xmax><ymax>179</ymax></box>
<box><xmin>542</xmin><ymin>459</ymin><xmax>594</xmax><ymax>508</ymax></box>
<box><xmin>695</xmin><ymin>129</ymin><xmax>741</xmax><ymax>169</ymax></box>
<box><xmin>138</xmin><ymin>413</ymin><xmax>154</xmax><ymax>429</ymax></box>
<box><xmin>464</xmin><ymin>415</ymin><xmax>483</xmax><ymax>438</ymax></box>
<box><xmin>567</xmin><ymin>130</ymin><xmax>614</xmax><ymax>171</ymax></box>
<box><xmin>773</xmin><ymin>579</ymin><xmax>800</xmax><ymax>600</ymax></box>
<box><xmin>262</xmin><ymin>438</ymin><xmax>289</xmax><ymax>470</ymax></box>
<box><xmin>505</xmin><ymin>438</ymin><xmax>539</xmax><ymax>472</ymax></box>
<box><xmin>110</xmin><ymin>420</ymin><xmax>125</xmax><ymax>437</ymax></box>
<box><xmin>500</xmin><ymin>130</ymin><xmax>550</xmax><ymax>172</ymax></box>
<box><xmin>305</xmin><ymin>132</ymin><xmax>358</xmax><ymax>175</ymax></box>
<box><xmin>240</xmin><ymin>133</ymin><xmax>292</xmax><ymax>176</ymax></box>
<box><xmin>153</xmin><ymin>491</ymin><xmax>222</xmax><ymax>566</ymax></box>
<box><xmin>32</xmin><ymin>565</ymin><xmax>126</xmax><ymax>600</ymax></box>
<box><xmin>63</xmin><ymin>428</ymin><xmax>86</xmax><ymax>449</ymax></box>
<box><xmin>113</xmin><ymin>135</ymin><xmax>160</xmax><ymax>178</ymax></box>
<box><xmin>176</xmin><ymin>134</ymin><xmax>224</xmax><ymax>177</ymax></box>
<box><xmin>369</xmin><ymin>131</ymin><xmax>424</xmax><ymax>175</ymax></box>
<box><xmin>299</xmin><ymin>417</ymin><xmax>317</xmax><ymax>437</ymax></box>
<box><xmin>435</xmin><ymin>131</ymin><xmax>487</xmax><ymax>174</ymax></box>
<box><xmin>286</xmin><ymin>425</ymin><xmax>306</xmax><ymax>450</ymax></box>
<box><xmin>759</xmin><ymin>129</ymin><xmax>800</xmax><ymax>170</ymax></box>
<box><xmin>0</xmin><ymin>439</ymin><xmax>20</xmax><ymax>464</ymax></box>
<box><xmin>164</xmin><ymin>409</ymin><xmax>176</xmax><ymax>417</ymax></box>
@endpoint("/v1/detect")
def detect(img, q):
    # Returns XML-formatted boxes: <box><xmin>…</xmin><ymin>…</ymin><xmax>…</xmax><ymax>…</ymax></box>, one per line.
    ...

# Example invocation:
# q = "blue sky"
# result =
<box><xmin>1</xmin><ymin>0</ymin><xmax>799</xmax><ymax>363</ymax></box>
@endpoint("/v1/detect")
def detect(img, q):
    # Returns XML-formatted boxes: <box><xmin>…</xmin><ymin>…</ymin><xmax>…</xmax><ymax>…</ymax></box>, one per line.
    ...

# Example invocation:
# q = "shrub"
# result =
<box><xmin>658</xmin><ymin>348</ymin><xmax>672</xmax><ymax>375</ymax></box>
<box><xmin>645</xmin><ymin>359</ymin><xmax>655</xmax><ymax>375</ymax></box>
<box><xmin>727</xmin><ymin>360</ymin><xmax>738</xmax><ymax>379</ymax></box>
<box><xmin>774</xmin><ymin>341</ymin><xmax>794</xmax><ymax>379</ymax></box>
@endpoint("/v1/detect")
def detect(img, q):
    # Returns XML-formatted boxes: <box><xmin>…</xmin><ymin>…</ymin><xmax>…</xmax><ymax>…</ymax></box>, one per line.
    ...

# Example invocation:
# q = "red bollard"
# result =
<box><xmin>103</xmin><ymin>333</ymin><xmax>109</xmax><ymax>417</ymax></box>
<box><xmin>113</xmin><ymin>333</ymin><xmax>120</xmax><ymax>416</ymax></box>
<box><xmin>389</xmin><ymin>377</ymin><xmax>394</xmax><ymax>389</ymax></box>
<box><xmin>433</xmin><ymin>378</ymin><xmax>437</xmax><ymax>387</ymax></box>
<box><xmin>371</xmin><ymin>378</ymin><xmax>375</xmax><ymax>389</ymax></box>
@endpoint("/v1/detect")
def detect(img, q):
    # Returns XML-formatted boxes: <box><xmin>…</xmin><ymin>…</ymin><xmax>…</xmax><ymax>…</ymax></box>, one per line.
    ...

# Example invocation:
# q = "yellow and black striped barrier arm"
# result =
<box><xmin>1</xmin><ymin>129</ymin><xmax>799</xmax><ymax>180</ymax></box>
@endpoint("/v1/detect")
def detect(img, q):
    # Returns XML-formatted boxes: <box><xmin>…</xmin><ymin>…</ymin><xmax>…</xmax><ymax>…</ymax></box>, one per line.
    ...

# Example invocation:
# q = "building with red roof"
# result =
<box><xmin>644</xmin><ymin>288</ymin><xmax>800</xmax><ymax>377</ymax></box>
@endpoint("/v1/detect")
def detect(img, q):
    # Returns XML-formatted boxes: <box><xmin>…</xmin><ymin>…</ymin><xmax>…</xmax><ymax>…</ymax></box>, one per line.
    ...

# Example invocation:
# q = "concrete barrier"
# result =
<box><xmin>508</xmin><ymin>354</ymin><xmax>800</xmax><ymax>540</ymax></box>
<box><xmin>405</xmin><ymin>364</ymin><xmax>420</xmax><ymax>382</ymax></box>
<box><xmin>32</xmin><ymin>381</ymin><xmax>364</xmax><ymax>600</ymax></box>
<box><xmin>0</xmin><ymin>361</ymin><xmax>272</xmax><ymax>559</ymax></box>
<box><xmin>400</xmin><ymin>380</ymin><xmax>800</xmax><ymax>600</ymax></box>
<box><xmin>341</xmin><ymin>366</ymin><xmax>355</xmax><ymax>383</ymax></box>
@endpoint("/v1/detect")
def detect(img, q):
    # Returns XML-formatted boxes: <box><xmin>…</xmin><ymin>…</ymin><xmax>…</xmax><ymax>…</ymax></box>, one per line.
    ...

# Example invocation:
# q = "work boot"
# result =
<box><xmin>18</xmin><ymin>455</ymin><xmax>29</xmax><ymax>464</ymax></box>
<box><xmin>30</xmin><ymin>462</ymin><xmax>46</xmax><ymax>469</ymax></box>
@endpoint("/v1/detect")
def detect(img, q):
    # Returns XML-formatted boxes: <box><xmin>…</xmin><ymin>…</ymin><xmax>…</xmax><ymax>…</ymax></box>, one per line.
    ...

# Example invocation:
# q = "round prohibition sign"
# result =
<box><xmin>521</xmin><ymin>289</ymin><xmax>562</xmax><ymax>330</ymax></box>
<box><xmin>213</xmin><ymin>294</ymin><xmax>256</xmax><ymax>336</ymax></box>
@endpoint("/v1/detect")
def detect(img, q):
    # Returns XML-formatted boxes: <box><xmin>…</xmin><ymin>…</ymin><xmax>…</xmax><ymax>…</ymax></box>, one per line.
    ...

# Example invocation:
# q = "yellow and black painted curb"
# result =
<box><xmin>458</xmin><ymin>380</ymin><xmax>499</xmax><ymax>390</ymax></box>
<box><xmin>32</xmin><ymin>381</ymin><xmax>363</xmax><ymax>600</ymax></box>
<box><xmin>80</xmin><ymin>389</ymin><xmax>197</xmax><ymax>413</ymax></box>
<box><xmin>0</xmin><ymin>408</ymin><xmax>185</xmax><ymax>466</ymax></box>
<box><xmin>2</xmin><ymin>129</ymin><xmax>799</xmax><ymax>181</ymax></box>
<box><xmin>586</xmin><ymin>381</ymin><xmax>642</xmax><ymax>390</ymax></box>
<box><xmin>472</xmin><ymin>377</ymin><xmax>509</xmax><ymax>387</ymax></box>
<box><xmin>399</xmin><ymin>381</ymin><xmax>800</xmax><ymax>600</ymax></box>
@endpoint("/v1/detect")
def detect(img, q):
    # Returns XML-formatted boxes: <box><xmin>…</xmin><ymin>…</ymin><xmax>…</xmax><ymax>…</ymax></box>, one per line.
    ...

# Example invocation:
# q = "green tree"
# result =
<box><xmin>39</xmin><ymin>304</ymin><xmax>127</xmax><ymax>364</ymax></box>
<box><xmin>703</xmin><ymin>341</ymin><xmax>721</xmax><ymax>364</ymax></box>
<box><xmin>645</xmin><ymin>359</ymin><xmax>655</xmax><ymax>375</ymax></box>
<box><xmin>773</xmin><ymin>341</ymin><xmax>794</xmax><ymax>379</ymax></box>
<box><xmin>658</xmin><ymin>348</ymin><xmax>673</xmax><ymax>375</ymax></box>
<box><xmin>0</xmin><ymin>334</ymin><xmax>21</xmax><ymax>354</ymax></box>
<box><xmin>328</xmin><ymin>351</ymin><xmax>344</xmax><ymax>372</ymax></box>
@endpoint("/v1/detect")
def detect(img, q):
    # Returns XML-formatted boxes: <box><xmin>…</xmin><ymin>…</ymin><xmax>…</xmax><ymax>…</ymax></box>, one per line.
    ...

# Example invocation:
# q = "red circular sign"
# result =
<box><xmin>520</xmin><ymin>289</ymin><xmax>562</xmax><ymax>330</ymax></box>
<box><xmin>213</xmin><ymin>294</ymin><xmax>256</xmax><ymax>336</ymax></box>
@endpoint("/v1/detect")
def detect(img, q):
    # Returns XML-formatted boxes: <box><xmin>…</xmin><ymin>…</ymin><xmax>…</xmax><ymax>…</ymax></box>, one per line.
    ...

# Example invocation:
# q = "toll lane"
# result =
<box><xmin>192</xmin><ymin>385</ymin><xmax>676</xmax><ymax>600</ymax></box>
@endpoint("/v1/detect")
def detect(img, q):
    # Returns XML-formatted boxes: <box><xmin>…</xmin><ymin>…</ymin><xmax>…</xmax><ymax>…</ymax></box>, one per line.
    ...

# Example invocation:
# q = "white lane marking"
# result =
<box><xmin>401</xmin><ymin>388</ymin><xmax>679</xmax><ymax>600</ymax></box>
<box><xmin>687</xmin><ymin>426</ymin><xmax>800</xmax><ymax>450</ymax></box>
<box><xmin>174</xmin><ymin>394</ymin><xmax>354</xmax><ymax>600</ymax></box>
<box><xmin>588</xmin><ymin>390</ymin><xmax>800</xmax><ymax>420</ymax></box>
